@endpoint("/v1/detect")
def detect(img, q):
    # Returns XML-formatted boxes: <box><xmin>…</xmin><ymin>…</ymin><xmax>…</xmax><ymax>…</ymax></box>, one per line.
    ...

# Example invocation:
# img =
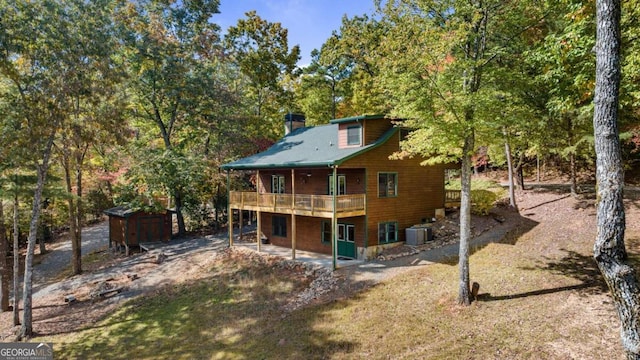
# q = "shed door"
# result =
<box><xmin>138</xmin><ymin>216</ymin><xmax>164</xmax><ymax>243</ymax></box>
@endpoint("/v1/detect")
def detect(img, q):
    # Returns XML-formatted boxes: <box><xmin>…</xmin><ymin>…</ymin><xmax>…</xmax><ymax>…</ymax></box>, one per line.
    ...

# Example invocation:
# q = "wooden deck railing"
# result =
<box><xmin>229</xmin><ymin>192</ymin><xmax>366</xmax><ymax>216</ymax></box>
<box><xmin>445</xmin><ymin>190</ymin><xmax>461</xmax><ymax>206</ymax></box>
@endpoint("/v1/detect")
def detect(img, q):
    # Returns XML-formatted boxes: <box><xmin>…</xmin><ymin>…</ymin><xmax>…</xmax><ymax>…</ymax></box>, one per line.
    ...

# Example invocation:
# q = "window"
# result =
<box><xmin>272</xmin><ymin>216</ymin><xmax>287</xmax><ymax>237</ymax></box>
<box><xmin>321</xmin><ymin>221</ymin><xmax>332</xmax><ymax>244</ymax></box>
<box><xmin>379</xmin><ymin>222</ymin><xmax>398</xmax><ymax>244</ymax></box>
<box><xmin>378</xmin><ymin>172</ymin><xmax>397</xmax><ymax>197</ymax></box>
<box><xmin>321</xmin><ymin>221</ymin><xmax>355</xmax><ymax>244</ymax></box>
<box><xmin>328</xmin><ymin>174</ymin><xmax>346</xmax><ymax>195</ymax></box>
<box><xmin>271</xmin><ymin>175</ymin><xmax>285</xmax><ymax>194</ymax></box>
<box><xmin>347</xmin><ymin>125</ymin><xmax>362</xmax><ymax>146</ymax></box>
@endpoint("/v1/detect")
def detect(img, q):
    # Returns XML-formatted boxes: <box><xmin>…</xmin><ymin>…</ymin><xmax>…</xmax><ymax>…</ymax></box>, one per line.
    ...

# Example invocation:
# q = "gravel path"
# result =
<box><xmin>33</xmin><ymin>221</ymin><xmax>110</xmax><ymax>293</ymax></box>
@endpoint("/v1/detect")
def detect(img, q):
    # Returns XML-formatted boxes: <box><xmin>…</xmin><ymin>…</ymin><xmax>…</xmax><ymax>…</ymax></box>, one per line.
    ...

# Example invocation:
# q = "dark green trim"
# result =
<box><xmin>378</xmin><ymin>221</ymin><xmax>399</xmax><ymax>244</ymax></box>
<box><xmin>329</xmin><ymin>114</ymin><xmax>386</xmax><ymax>124</ymax></box>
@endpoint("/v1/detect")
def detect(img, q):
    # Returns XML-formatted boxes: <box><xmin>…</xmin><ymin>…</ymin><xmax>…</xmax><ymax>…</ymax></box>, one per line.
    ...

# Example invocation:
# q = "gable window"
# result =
<box><xmin>378</xmin><ymin>172</ymin><xmax>397</xmax><ymax>197</ymax></box>
<box><xmin>328</xmin><ymin>174</ymin><xmax>346</xmax><ymax>195</ymax></box>
<box><xmin>271</xmin><ymin>175</ymin><xmax>285</xmax><ymax>194</ymax></box>
<box><xmin>347</xmin><ymin>125</ymin><xmax>362</xmax><ymax>146</ymax></box>
<box><xmin>272</xmin><ymin>216</ymin><xmax>287</xmax><ymax>237</ymax></box>
<box><xmin>378</xmin><ymin>222</ymin><xmax>398</xmax><ymax>244</ymax></box>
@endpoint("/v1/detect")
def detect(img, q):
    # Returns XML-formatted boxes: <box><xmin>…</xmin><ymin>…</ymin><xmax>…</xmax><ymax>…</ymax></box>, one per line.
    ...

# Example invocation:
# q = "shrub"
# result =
<box><xmin>471</xmin><ymin>189</ymin><xmax>498</xmax><ymax>215</ymax></box>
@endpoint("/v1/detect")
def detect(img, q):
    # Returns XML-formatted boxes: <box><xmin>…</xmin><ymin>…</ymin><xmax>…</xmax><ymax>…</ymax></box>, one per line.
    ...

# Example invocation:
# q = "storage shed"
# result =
<box><xmin>104</xmin><ymin>206</ymin><xmax>173</xmax><ymax>255</ymax></box>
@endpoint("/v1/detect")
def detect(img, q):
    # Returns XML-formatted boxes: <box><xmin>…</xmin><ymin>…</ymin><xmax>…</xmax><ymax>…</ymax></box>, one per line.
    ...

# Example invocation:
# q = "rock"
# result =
<box><xmin>155</xmin><ymin>253</ymin><xmax>167</xmax><ymax>264</ymax></box>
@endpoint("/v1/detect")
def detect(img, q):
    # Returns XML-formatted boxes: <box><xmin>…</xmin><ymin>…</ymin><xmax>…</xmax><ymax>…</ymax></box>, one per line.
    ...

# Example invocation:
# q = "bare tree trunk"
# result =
<box><xmin>458</xmin><ymin>132</ymin><xmax>474</xmax><ymax>306</ymax></box>
<box><xmin>20</xmin><ymin>133</ymin><xmax>55</xmax><ymax>339</ymax></box>
<box><xmin>0</xmin><ymin>201</ymin><xmax>9</xmax><ymax>311</ymax></box>
<box><xmin>38</xmin><ymin>221</ymin><xmax>46</xmax><ymax>255</ymax></box>
<box><xmin>503</xmin><ymin>128</ymin><xmax>517</xmax><ymax>209</ymax></box>
<box><xmin>593</xmin><ymin>1</ymin><xmax>640</xmax><ymax>358</ymax></box>
<box><xmin>174</xmin><ymin>191</ymin><xmax>186</xmax><ymax>236</ymax></box>
<box><xmin>72</xmin><ymin>149</ymin><xmax>85</xmax><ymax>275</ymax></box>
<box><xmin>536</xmin><ymin>154</ymin><xmax>541</xmax><ymax>183</ymax></box>
<box><xmin>61</xmin><ymin>145</ymin><xmax>80</xmax><ymax>275</ymax></box>
<box><xmin>514</xmin><ymin>153</ymin><xmax>525</xmax><ymax>190</ymax></box>
<box><xmin>12</xmin><ymin>192</ymin><xmax>20</xmax><ymax>326</ymax></box>
<box><xmin>570</xmin><ymin>152</ymin><xmax>578</xmax><ymax>195</ymax></box>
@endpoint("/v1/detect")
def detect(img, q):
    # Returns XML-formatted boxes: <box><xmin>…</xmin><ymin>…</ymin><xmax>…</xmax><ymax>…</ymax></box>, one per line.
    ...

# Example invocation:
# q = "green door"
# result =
<box><xmin>337</xmin><ymin>224</ymin><xmax>356</xmax><ymax>259</ymax></box>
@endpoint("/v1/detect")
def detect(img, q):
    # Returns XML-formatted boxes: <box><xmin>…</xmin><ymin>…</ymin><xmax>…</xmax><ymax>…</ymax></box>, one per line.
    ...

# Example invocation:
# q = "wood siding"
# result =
<box><xmin>257</xmin><ymin>168</ymin><xmax>365</xmax><ymax>196</ymax></box>
<box><xmin>260</xmin><ymin>213</ymin><xmax>366</xmax><ymax>254</ymax></box>
<box><xmin>363</xmin><ymin>118</ymin><xmax>394</xmax><ymax>145</ymax></box>
<box><xmin>341</xmin><ymin>133</ymin><xmax>445</xmax><ymax>248</ymax></box>
<box><xmin>338</xmin><ymin>123</ymin><xmax>362</xmax><ymax>148</ymax></box>
<box><xmin>107</xmin><ymin>212</ymin><xmax>172</xmax><ymax>248</ymax></box>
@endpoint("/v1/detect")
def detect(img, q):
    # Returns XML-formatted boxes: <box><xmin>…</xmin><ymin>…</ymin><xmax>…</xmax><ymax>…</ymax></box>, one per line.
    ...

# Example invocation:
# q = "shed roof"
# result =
<box><xmin>103</xmin><ymin>205</ymin><xmax>137</xmax><ymax>218</ymax></box>
<box><xmin>221</xmin><ymin>123</ymin><xmax>398</xmax><ymax>170</ymax></box>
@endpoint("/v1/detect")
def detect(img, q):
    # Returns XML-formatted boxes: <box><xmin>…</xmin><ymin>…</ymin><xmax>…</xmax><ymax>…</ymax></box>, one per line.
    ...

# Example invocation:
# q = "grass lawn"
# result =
<box><xmin>40</xmin><ymin>190</ymin><xmax>637</xmax><ymax>359</ymax></box>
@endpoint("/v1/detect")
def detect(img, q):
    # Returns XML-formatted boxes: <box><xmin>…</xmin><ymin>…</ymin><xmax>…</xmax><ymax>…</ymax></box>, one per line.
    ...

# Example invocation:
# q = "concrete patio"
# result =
<box><xmin>234</xmin><ymin>241</ymin><xmax>364</xmax><ymax>269</ymax></box>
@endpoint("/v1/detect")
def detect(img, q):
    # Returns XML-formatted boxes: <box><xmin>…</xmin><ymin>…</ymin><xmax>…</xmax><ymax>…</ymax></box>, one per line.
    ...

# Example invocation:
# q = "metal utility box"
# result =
<box><xmin>406</xmin><ymin>225</ymin><xmax>434</xmax><ymax>245</ymax></box>
<box><xmin>406</xmin><ymin>226</ymin><xmax>425</xmax><ymax>245</ymax></box>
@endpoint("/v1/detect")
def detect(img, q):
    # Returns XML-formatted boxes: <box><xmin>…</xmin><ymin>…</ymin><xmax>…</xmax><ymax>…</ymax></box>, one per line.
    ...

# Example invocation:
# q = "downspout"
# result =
<box><xmin>332</xmin><ymin>165</ymin><xmax>338</xmax><ymax>270</ymax></box>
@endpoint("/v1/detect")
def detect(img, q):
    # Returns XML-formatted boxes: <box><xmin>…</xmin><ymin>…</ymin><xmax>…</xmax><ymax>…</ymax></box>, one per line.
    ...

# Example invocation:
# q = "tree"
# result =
<box><xmin>318</xmin><ymin>14</ymin><xmax>390</xmax><ymax>116</ymax></box>
<box><xmin>377</xmin><ymin>0</ymin><xmax>545</xmax><ymax>305</ymax></box>
<box><xmin>117</xmin><ymin>0</ymin><xmax>221</xmax><ymax>236</ymax></box>
<box><xmin>592</xmin><ymin>0</ymin><xmax>640</xmax><ymax>357</ymax></box>
<box><xmin>225</xmin><ymin>10</ymin><xmax>300</xmax><ymax>137</ymax></box>
<box><xmin>525</xmin><ymin>1</ymin><xmax>598</xmax><ymax>195</ymax></box>
<box><xmin>0</xmin><ymin>0</ymin><xmax>119</xmax><ymax>338</ymax></box>
<box><xmin>0</xmin><ymin>196</ymin><xmax>7</xmax><ymax>312</ymax></box>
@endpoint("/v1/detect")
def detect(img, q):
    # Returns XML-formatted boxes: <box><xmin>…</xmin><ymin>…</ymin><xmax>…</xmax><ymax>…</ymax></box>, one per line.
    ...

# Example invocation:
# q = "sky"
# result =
<box><xmin>213</xmin><ymin>0</ymin><xmax>377</xmax><ymax>67</ymax></box>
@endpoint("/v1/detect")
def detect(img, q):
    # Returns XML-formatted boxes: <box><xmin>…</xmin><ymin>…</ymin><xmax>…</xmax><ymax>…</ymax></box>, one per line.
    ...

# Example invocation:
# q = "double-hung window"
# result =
<box><xmin>346</xmin><ymin>125</ymin><xmax>362</xmax><ymax>146</ymax></box>
<box><xmin>378</xmin><ymin>222</ymin><xmax>398</xmax><ymax>244</ymax></box>
<box><xmin>378</xmin><ymin>172</ymin><xmax>397</xmax><ymax>197</ymax></box>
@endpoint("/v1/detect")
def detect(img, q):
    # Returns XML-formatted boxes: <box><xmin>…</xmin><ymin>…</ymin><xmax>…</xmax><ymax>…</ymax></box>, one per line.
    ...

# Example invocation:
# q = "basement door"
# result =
<box><xmin>337</xmin><ymin>224</ymin><xmax>356</xmax><ymax>259</ymax></box>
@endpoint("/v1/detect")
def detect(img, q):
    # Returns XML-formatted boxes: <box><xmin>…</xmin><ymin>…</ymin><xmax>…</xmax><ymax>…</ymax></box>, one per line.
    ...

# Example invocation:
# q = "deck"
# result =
<box><xmin>229</xmin><ymin>192</ymin><xmax>366</xmax><ymax>218</ymax></box>
<box><xmin>445</xmin><ymin>190</ymin><xmax>461</xmax><ymax>208</ymax></box>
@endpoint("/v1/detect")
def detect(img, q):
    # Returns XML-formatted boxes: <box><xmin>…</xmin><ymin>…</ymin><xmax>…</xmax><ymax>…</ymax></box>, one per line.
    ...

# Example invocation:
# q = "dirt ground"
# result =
<box><xmin>1</xmin><ymin>182</ymin><xmax>639</xmax><ymax>343</ymax></box>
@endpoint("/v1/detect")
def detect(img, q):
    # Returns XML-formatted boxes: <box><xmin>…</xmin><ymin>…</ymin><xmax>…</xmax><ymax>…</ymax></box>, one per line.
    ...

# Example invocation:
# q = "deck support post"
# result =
<box><xmin>227</xmin><ymin>170</ymin><xmax>233</xmax><ymax>247</ymax></box>
<box><xmin>239</xmin><ymin>210</ymin><xmax>243</xmax><ymax>242</ymax></box>
<box><xmin>291</xmin><ymin>169</ymin><xmax>296</xmax><ymax>260</ymax></box>
<box><xmin>257</xmin><ymin>170</ymin><xmax>261</xmax><ymax>252</ymax></box>
<box><xmin>332</xmin><ymin>166</ymin><xmax>338</xmax><ymax>270</ymax></box>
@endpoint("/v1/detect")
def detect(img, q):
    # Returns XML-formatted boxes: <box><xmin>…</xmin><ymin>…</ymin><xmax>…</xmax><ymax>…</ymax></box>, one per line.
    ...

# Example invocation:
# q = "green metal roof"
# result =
<box><xmin>221</xmin><ymin>123</ymin><xmax>398</xmax><ymax>170</ymax></box>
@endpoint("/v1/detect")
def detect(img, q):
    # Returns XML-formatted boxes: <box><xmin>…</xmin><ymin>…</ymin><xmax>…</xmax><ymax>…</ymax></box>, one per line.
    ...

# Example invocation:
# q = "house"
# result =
<box><xmin>221</xmin><ymin>114</ymin><xmax>455</xmax><ymax>266</ymax></box>
<box><xmin>104</xmin><ymin>206</ymin><xmax>173</xmax><ymax>255</ymax></box>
